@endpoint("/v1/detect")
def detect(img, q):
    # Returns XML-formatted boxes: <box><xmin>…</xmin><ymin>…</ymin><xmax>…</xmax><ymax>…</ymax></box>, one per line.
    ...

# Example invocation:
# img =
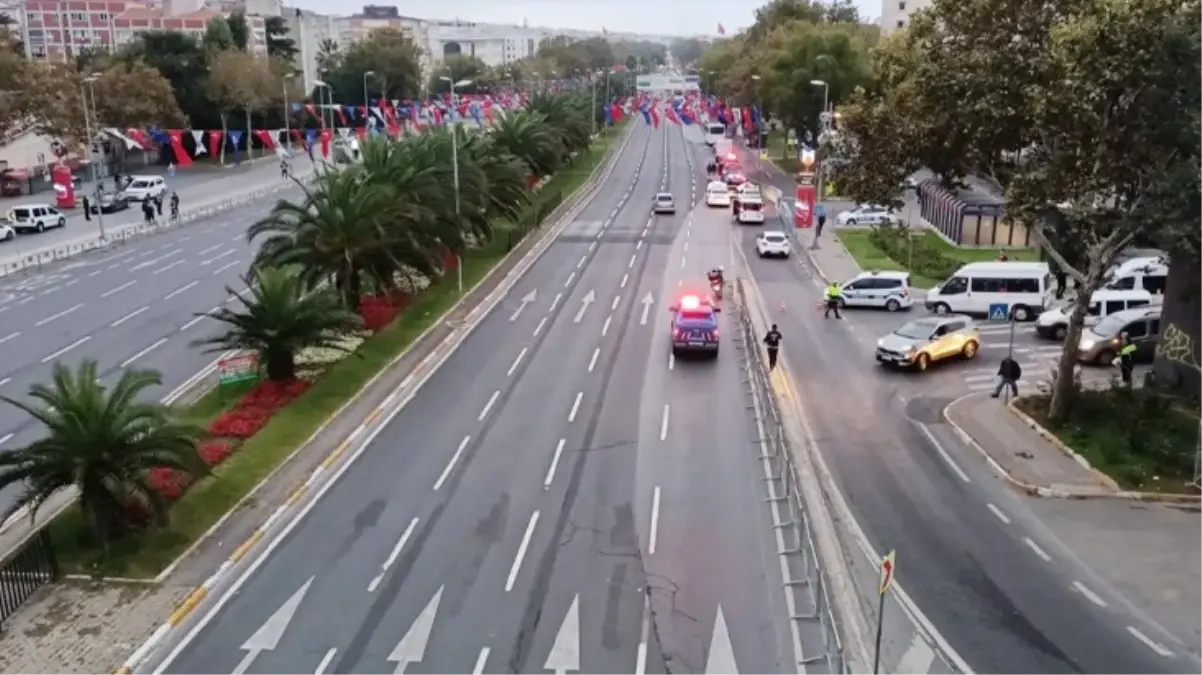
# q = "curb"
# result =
<box><xmin>942</xmin><ymin>392</ymin><xmax>1201</xmax><ymax>503</ymax></box>
<box><xmin>114</xmin><ymin>124</ymin><xmax>637</xmax><ymax>675</ymax></box>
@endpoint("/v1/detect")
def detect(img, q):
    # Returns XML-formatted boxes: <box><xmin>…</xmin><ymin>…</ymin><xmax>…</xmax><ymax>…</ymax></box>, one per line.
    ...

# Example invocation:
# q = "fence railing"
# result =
<box><xmin>0</xmin><ymin>529</ymin><xmax>59</xmax><ymax>629</ymax></box>
<box><xmin>733</xmin><ymin>277</ymin><xmax>847</xmax><ymax>674</ymax></box>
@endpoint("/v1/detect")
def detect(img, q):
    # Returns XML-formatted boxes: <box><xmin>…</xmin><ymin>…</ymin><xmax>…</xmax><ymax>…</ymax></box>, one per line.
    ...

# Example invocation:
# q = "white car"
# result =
<box><xmin>756</xmin><ymin>231</ymin><xmax>791</xmax><ymax>258</ymax></box>
<box><xmin>705</xmin><ymin>182</ymin><xmax>731</xmax><ymax>207</ymax></box>
<box><xmin>839</xmin><ymin>270</ymin><xmax>914</xmax><ymax>311</ymax></box>
<box><xmin>122</xmin><ymin>175</ymin><xmax>167</xmax><ymax>202</ymax></box>
<box><xmin>734</xmin><ymin>197</ymin><xmax>765</xmax><ymax>224</ymax></box>
<box><xmin>7</xmin><ymin>203</ymin><xmax>66</xmax><ymax>233</ymax></box>
<box><xmin>737</xmin><ymin>183</ymin><xmax>761</xmax><ymax>199</ymax></box>
<box><xmin>836</xmin><ymin>204</ymin><xmax>898</xmax><ymax>227</ymax></box>
<box><xmin>653</xmin><ymin>192</ymin><xmax>676</xmax><ymax>214</ymax></box>
<box><xmin>0</xmin><ymin>222</ymin><xmax>14</xmax><ymax>242</ymax></box>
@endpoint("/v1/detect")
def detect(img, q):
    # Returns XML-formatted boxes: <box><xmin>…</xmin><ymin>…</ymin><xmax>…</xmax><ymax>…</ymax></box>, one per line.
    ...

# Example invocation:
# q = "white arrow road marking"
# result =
<box><xmin>232</xmin><ymin>576</ymin><xmax>314</xmax><ymax>674</ymax></box>
<box><xmin>896</xmin><ymin>633</ymin><xmax>936</xmax><ymax>674</ymax></box>
<box><xmin>639</xmin><ymin>293</ymin><xmax>655</xmax><ymax>325</ymax></box>
<box><xmin>544</xmin><ymin>594</ymin><xmax>580</xmax><ymax>674</ymax></box>
<box><xmin>509</xmin><ymin>289</ymin><xmax>538</xmax><ymax>322</ymax></box>
<box><xmin>387</xmin><ymin>586</ymin><xmax>444</xmax><ymax>674</ymax></box>
<box><xmin>574</xmin><ymin>289</ymin><xmax>596</xmax><ymax>324</ymax></box>
<box><xmin>705</xmin><ymin>606</ymin><xmax>738</xmax><ymax>674</ymax></box>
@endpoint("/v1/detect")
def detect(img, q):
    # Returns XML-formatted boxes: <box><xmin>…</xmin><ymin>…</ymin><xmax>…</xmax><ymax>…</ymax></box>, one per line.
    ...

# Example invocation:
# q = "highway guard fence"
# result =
<box><xmin>0</xmin><ymin>528</ymin><xmax>58</xmax><ymax>630</ymax></box>
<box><xmin>733</xmin><ymin>277</ymin><xmax>848</xmax><ymax>674</ymax></box>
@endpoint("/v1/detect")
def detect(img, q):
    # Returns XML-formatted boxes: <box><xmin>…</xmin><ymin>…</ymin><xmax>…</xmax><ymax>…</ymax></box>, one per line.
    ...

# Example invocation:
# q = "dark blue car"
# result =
<box><xmin>670</xmin><ymin>295</ymin><xmax>720</xmax><ymax>358</ymax></box>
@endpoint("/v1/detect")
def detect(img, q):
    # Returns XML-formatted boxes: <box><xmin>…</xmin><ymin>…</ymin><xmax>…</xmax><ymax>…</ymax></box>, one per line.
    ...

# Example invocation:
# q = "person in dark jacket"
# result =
<box><xmin>991</xmin><ymin>356</ymin><xmax>1022</xmax><ymax>398</ymax></box>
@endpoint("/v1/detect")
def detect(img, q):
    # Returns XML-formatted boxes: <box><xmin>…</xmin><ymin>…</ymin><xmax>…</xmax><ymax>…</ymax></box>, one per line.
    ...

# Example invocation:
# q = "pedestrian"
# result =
<box><xmin>991</xmin><ymin>355</ymin><xmax>1022</xmax><ymax>399</ymax></box>
<box><xmin>141</xmin><ymin>198</ymin><xmax>155</xmax><ymax>225</ymax></box>
<box><xmin>1115</xmin><ymin>332</ymin><xmax>1136</xmax><ymax>386</ymax></box>
<box><xmin>169</xmin><ymin>191</ymin><xmax>180</xmax><ymax>220</ymax></box>
<box><xmin>155</xmin><ymin>194</ymin><xmax>163</xmax><ymax>216</ymax></box>
<box><xmin>824</xmin><ymin>282</ymin><xmax>843</xmax><ymax>319</ymax></box>
<box><xmin>814</xmin><ymin>203</ymin><xmax>827</xmax><ymax>237</ymax></box>
<box><xmin>764</xmin><ymin>323</ymin><xmax>783</xmax><ymax>370</ymax></box>
<box><xmin>166</xmin><ymin>162</ymin><xmax>176</xmax><ymax>178</ymax></box>
<box><xmin>81</xmin><ymin>194</ymin><xmax>91</xmax><ymax>221</ymax></box>
<box><xmin>280</xmin><ymin>158</ymin><xmax>290</xmax><ymax>179</ymax></box>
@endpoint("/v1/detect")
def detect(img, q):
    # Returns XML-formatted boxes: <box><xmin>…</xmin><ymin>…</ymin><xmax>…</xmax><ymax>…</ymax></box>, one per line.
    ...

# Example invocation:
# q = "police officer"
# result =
<box><xmin>764</xmin><ymin>323</ymin><xmax>783</xmax><ymax>370</ymax></box>
<box><xmin>824</xmin><ymin>282</ymin><xmax>843</xmax><ymax>319</ymax></box>
<box><xmin>1116</xmin><ymin>332</ymin><xmax>1137</xmax><ymax>386</ymax></box>
<box><xmin>814</xmin><ymin>203</ymin><xmax>827</xmax><ymax>237</ymax></box>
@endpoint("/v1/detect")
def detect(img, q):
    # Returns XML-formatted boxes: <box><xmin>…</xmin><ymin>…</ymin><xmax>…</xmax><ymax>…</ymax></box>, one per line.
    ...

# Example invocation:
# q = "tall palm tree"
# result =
<box><xmin>527</xmin><ymin>92</ymin><xmax>593</xmax><ymax>157</ymax></box>
<box><xmin>192</xmin><ymin>268</ymin><xmax>363</xmax><ymax>381</ymax></box>
<box><xmin>0</xmin><ymin>362</ymin><xmax>207</xmax><ymax>550</ymax></box>
<box><xmin>489</xmin><ymin>110</ymin><xmax>564</xmax><ymax>178</ymax></box>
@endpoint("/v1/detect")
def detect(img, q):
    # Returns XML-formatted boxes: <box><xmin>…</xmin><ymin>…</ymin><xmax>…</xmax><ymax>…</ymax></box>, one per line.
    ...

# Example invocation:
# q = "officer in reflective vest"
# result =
<box><xmin>1116</xmin><ymin>332</ymin><xmax>1137</xmax><ymax>386</ymax></box>
<box><xmin>824</xmin><ymin>282</ymin><xmax>843</xmax><ymax>320</ymax></box>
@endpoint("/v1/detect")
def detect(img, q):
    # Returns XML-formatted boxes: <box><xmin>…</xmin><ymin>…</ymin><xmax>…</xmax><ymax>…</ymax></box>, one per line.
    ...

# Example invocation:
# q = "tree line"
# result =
<box><xmin>0</xmin><ymin>90</ymin><xmax>601</xmax><ymax>549</ymax></box>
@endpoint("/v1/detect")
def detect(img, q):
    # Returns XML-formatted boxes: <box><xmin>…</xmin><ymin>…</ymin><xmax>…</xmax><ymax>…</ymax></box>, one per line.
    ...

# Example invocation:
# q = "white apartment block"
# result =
<box><xmin>880</xmin><ymin>0</ymin><xmax>931</xmax><ymax>35</ymax></box>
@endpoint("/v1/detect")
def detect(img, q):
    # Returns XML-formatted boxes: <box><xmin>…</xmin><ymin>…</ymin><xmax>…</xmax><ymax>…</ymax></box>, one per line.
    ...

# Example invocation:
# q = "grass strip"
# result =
<box><xmin>837</xmin><ymin>229</ymin><xmax>1039</xmax><ymax>289</ymax></box>
<box><xmin>49</xmin><ymin>125</ymin><xmax>626</xmax><ymax>579</ymax></box>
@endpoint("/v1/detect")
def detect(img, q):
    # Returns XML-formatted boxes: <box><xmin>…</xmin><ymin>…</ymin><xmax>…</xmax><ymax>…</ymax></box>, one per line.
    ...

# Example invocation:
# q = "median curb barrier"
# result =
<box><xmin>114</xmin><ymin>124</ymin><xmax>637</xmax><ymax>674</ymax></box>
<box><xmin>943</xmin><ymin>392</ymin><xmax>1201</xmax><ymax>503</ymax></box>
<box><xmin>0</xmin><ymin>168</ymin><xmax>317</xmax><ymax>280</ymax></box>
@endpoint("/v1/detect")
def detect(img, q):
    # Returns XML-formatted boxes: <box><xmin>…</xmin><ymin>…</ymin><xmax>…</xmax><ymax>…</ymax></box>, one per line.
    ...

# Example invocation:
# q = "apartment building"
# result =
<box><xmin>880</xmin><ymin>0</ymin><xmax>930</xmax><ymax>35</ymax></box>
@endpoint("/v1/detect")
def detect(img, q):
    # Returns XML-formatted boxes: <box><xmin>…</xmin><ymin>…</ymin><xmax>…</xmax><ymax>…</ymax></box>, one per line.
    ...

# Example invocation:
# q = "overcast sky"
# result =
<box><xmin>292</xmin><ymin>0</ymin><xmax>881</xmax><ymax>36</ymax></box>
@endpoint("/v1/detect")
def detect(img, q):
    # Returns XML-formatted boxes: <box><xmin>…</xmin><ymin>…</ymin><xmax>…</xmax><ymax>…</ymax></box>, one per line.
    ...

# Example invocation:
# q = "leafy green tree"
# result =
<box><xmin>834</xmin><ymin>0</ymin><xmax>1201</xmax><ymax>423</ymax></box>
<box><xmin>226</xmin><ymin>11</ymin><xmax>249</xmax><ymax>51</ymax></box>
<box><xmin>264</xmin><ymin>16</ymin><xmax>298</xmax><ymax>64</ymax></box>
<box><xmin>670</xmin><ymin>38</ymin><xmax>705</xmax><ymax>67</ymax></box>
<box><xmin>756</xmin><ymin>20</ymin><xmax>872</xmax><ymax>134</ymax></box>
<box><xmin>193</xmin><ymin>269</ymin><xmax>363</xmax><ymax>381</ymax></box>
<box><xmin>116</xmin><ymin>30</ymin><xmax>216</xmax><ymax>129</ymax></box>
<box><xmin>203</xmin><ymin>16</ymin><xmax>235</xmax><ymax>53</ymax></box>
<box><xmin>428</xmin><ymin>54</ymin><xmax>489</xmax><ymax>94</ymax></box>
<box><xmin>322</xmin><ymin>28</ymin><xmax>421</xmax><ymax>104</ymax></box>
<box><xmin>0</xmin><ymin>362</ymin><xmax>206</xmax><ymax>550</ymax></box>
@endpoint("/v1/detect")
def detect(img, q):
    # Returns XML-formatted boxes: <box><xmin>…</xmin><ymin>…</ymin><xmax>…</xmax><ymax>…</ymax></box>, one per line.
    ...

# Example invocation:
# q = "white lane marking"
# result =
<box><xmin>163</xmin><ymin>280</ymin><xmax>199</xmax><ymax>300</ymax></box>
<box><xmin>472</xmin><ymin>648</ymin><xmax>491</xmax><ymax>674</ymax></box>
<box><xmin>636</xmin><ymin>240</ymin><xmax>643</xmax><ymax>251</ymax></box>
<box><xmin>916</xmin><ymin>423</ymin><xmax>971</xmax><ymax>482</ymax></box>
<box><xmin>212</xmin><ymin>259</ymin><xmax>241</xmax><ymax>276</ymax></box>
<box><xmin>563</xmin><ymin>272</ymin><xmax>575</xmax><ymax>289</ymax></box>
<box><xmin>636</xmin><ymin>593</ymin><xmax>650</xmax><ymax>675</ymax></box>
<box><xmin>610</xmin><ymin>295</ymin><xmax>620</xmax><ymax>311</ymax></box>
<box><xmin>314</xmin><ymin>648</ymin><xmax>337</xmax><ymax>674</ymax></box>
<box><xmin>601</xmin><ymin>316</ymin><xmax>612</xmax><ymax>337</ymax></box>
<box><xmin>153</xmin><ymin>259</ymin><xmax>185</xmax><ymax>275</ymax></box>
<box><xmin>63</xmin><ymin>279</ymin><xmax>79</xmax><ymax>290</ymax></box>
<box><xmin>120</xmin><ymin>337</ymin><xmax>168</xmax><ymax>368</ymax></box>
<box><xmin>668</xmin><ymin>353</ymin><xmax>675</xmax><ymax>371</ymax></box>
<box><xmin>628</xmin><ymin>254</ymin><xmax>636</xmax><ymax>269</ymax></box>
<box><xmin>550</xmin><ymin>292</ymin><xmax>563</xmax><ymax>312</ymax></box>
<box><xmin>505</xmin><ymin>511</ymin><xmax>539</xmax><ymax>592</ymax></box>
<box><xmin>197</xmin><ymin>243</ymin><xmax>223</xmax><ymax>256</ymax></box>
<box><xmin>1126</xmin><ymin>626</ymin><xmax>1174</xmax><ymax>657</ymax></box>
<box><xmin>367</xmin><ymin>517</ymin><xmax>419</xmax><ymax>592</ymax></box>
<box><xmin>659</xmin><ymin>404</ymin><xmax>670</xmax><ymax>441</ymax></box>
<box><xmin>100</xmin><ymin>280</ymin><xmax>136</xmax><ymax>298</ymax></box>
<box><xmin>1072</xmin><ymin>581</ymin><xmax>1108</xmax><ymax>608</ymax></box>
<box><xmin>680</xmin><ymin>256</ymin><xmax>686</xmax><ymax>269</ymax></box>
<box><xmin>230</xmin><ymin>234</ymin><xmax>244</xmax><ymax>243</ymax></box>
<box><xmin>588</xmin><ymin>241</ymin><xmax>596</xmax><ymax>252</ymax></box>
<box><xmin>478</xmin><ymin>391</ymin><xmax>500</xmax><ymax>421</ymax></box>
<box><xmin>544</xmin><ymin>438</ymin><xmax>566</xmax><ymax>488</ymax></box>
<box><xmin>41</xmin><ymin>336</ymin><xmax>90</xmax><ymax>363</ymax></box>
<box><xmin>88</xmin><ymin>270</ymin><xmax>103</xmax><ymax>277</ymax></box>
<box><xmin>179</xmin><ymin>314</ymin><xmax>207</xmax><ymax>332</ymax></box>
<box><xmin>533</xmin><ymin>316</ymin><xmax>548</xmax><ymax>337</ymax></box>
<box><xmin>0</xmin><ymin>331</ymin><xmax>19</xmax><ymax>345</ymax></box>
<box><xmin>16</xmin><ymin>297</ymin><xmax>32</xmax><ymax>305</ymax></box>
<box><xmin>0</xmin><ymin>432</ymin><xmax>12</xmax><ymax>446</ymax></box>
<box><xmin>621</xmin><ymin>273</ymin><xmax>628</xmax><ymax>288</ymax></box>
<box><xmin>38</xmin><ymin>286</ymin><xmax>59</xmax><ymax>297</ymax></box>
<box><xmin>179</xmin><ymin>236</ymin><xmax>192</xmax><ymax>243</ymax></box>
<box><xmin>648</xmin><ymin>486</ymin><xmax>661</xmax><ymax>555</ymax></box>
<box><xmin>433</xmin><ymin>437</ymin><xmax>471</xmax><ymax>492</ymax></box>
<box><xmin>1023</xmin><ymin>537</ymin><xmax>1052</xmax><ymax>561</ymax></box>
<box><xmin>110</xmin><ymin>306</ymin><xmax>148</xmax><ymax>327</ymax></box>
<box><xmin>587</xmin><ymin>347</ymin><xmax>600</xmax><ymax>372</ymax></box>
<box><xmin>986</xmin><ymin>503</ymin><xmax>1011</xmax><ymax>525</ymax></box>
<box><xmin>507</xmin><ymin>348</ymin><xmax>527</xmax><ymax>377</ymax></box>
<box><xmin>576</xmin><ymin>254</ymin><xmax>586</xmax><ymax>269</ymax></box>
<box><xmin>683</xmin><ymin>241</ymin><xmax>688</xmax><ymax>253</ymax></box>
<box><xmin>568</xmin><ymin>392</ymin><xmax>583</xmax><ymax>422</ymax></box>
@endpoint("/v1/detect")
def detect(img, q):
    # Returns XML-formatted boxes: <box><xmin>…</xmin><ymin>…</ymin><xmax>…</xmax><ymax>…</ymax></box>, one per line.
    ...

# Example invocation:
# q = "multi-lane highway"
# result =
<box><xmin>147</xmin><ymin>123</ymin><xmax>808</xmax><ymax>674</ymax></box>
<box><xmin>733</xmin><ymin>191</ymin><xmax>1196</xmax><ymax>674</ymax></box>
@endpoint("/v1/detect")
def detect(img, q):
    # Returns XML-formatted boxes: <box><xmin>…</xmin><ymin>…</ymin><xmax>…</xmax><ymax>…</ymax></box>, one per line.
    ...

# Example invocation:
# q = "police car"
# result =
<box><xmin>669</xmin><ymin>294</ymin><xmax>721</xmax><ymax>358</ymax></box>
<box><xmin>836</xmin><ymin>204</ymin><xmax>898</xmax><ymax>227</ymax></box>
<box><xmin>734</xmin><ymin>196</ymin><xmax>765</xmax><ymax>224</ymax></box>
<box><xmin>836</xmin><ymin>271</ymin><xmax>914</xmax><ymax>311</ymax></box>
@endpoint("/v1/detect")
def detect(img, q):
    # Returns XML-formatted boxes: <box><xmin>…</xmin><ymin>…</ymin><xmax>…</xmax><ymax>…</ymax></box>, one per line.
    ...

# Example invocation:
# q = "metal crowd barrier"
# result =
<box><xmin>733</xmin><ymin>278</ymin><xmax>848</xmax><ymax>674</ymax></box>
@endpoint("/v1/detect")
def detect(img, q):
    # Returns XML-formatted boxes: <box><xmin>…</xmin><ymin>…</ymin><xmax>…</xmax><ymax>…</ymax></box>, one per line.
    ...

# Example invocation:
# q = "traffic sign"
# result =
<box><xmin>988</xmin><ymin>303</ymin><xmax>1010</xmax><ymax>323</ymax></box>
<box><xmin>878</xmin><ymin>550</ymin><xmax>897</xmax><ymax>595</ymax></box>
<box><xmin>218</xmin><ymin>354</ymin><xmax>259</xmax><ymax>385</ymax></box>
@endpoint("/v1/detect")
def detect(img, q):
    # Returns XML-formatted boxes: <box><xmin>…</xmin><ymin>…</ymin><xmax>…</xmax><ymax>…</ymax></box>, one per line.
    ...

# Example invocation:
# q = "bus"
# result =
<box><xmin>705</xmin><ymin>122</ymin><xmax>726</xmax><ymax>146</ymax></box>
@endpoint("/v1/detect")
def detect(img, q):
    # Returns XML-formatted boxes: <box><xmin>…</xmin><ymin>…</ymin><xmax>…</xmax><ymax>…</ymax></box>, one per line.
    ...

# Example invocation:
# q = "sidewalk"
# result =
<box><xmin>944</xmin><ymin>391</ymin><xmax>1117</xmax><ymax>497</ymax></box>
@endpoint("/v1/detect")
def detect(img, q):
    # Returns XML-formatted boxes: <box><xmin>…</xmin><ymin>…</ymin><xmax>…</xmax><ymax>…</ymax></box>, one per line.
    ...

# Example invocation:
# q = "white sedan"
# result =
<box><xmin>756</xmin><ymin>231</ymin><xmax>791</xmax><ymax>258</ymax></box>
<box><xmin>836</xmin><ymin>204</ymin><xmax>899</xmax><ymax>227</ymax></box>
<box><xmin>0</xmin><ymin>223</ymin><xmax>13</xmax><ymax>242</ymax></box>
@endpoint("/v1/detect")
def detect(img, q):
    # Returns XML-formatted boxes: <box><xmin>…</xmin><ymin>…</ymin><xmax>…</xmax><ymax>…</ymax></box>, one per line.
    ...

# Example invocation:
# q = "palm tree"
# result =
<box><xmin>192</xmin><ymin>267</ymin><xmax>363</xmax><ymax>381</ymax></box>
<box><xmin>0</xmin><ymin>361</ymin><xmax>207</xmax><ymax>550</ymax></box>
<box><xmin>527</xmin><ymin>92</ymin><xmax>593</xmax><ymax>158</ymax></box>
<box><xmin>489</xmin><ymin>110</ymin><xmax>565</xmax><ymax>178</ymax></box>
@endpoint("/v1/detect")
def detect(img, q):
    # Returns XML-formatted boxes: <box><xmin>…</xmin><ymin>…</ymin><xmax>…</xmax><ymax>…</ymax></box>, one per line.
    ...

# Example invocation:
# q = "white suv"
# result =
<box><xmin>756</xmin><ymin>231</ymin><xmax>791</xmax><ymax>258</ymax></box>
<box><xmin>7</xmin><ymin>204</ymin><xmax>66</xmax><ymax>233</ymax></box>
<box><xmin>839</xmin><ymin>271</ymin><xmax>913</xmax><ymax>311</ymax></box>
<box><xmin>122</xmin><ymin>175</ymin><xmax>167</xmax><ymax>202</ymax></box>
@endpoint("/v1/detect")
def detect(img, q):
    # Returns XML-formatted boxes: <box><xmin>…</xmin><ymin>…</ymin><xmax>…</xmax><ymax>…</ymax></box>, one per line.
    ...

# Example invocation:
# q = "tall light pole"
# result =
<box><xmin>362</xmin><ymin>70</ymin><xmax>375</xmax><ymax>131</ymax></box>
<box><xmin>282</xmin><ymin>73</ymin><xmax>294</xmax><ymax>155</ymax></box>
<box><xmin>313</xmin><ymin>79</ymin><xmax>333</xmax><ymax>169</ymax></box>
<box><xmin>750</xmin><ymin>74</ymin><xmax>762</xmax><ymax>143</ymax></box>
<box><xmin>439</xmin><ymin>75</ymin><xmax>473</xmax><ymax>294</ymax></box>
<box><xmin>81</xmin><ymin>73</ymin><xmax>106</xmax><ymax>239</ymax></box>
<box><xmin>810</xmin><ymin>79</ymin><xmax>831</xmax><ymax>200</ymax></box>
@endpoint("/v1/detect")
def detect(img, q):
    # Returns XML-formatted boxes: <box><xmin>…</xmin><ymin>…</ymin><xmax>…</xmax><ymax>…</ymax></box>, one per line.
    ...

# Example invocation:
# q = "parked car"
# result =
<box><xmin>0</xmin><ymin>222</ymin><xmax>14</xmax><ymax>241</ymax></box>
<box><xmin>91</xmin><ymin>192</ymin><xmax>130</xmax><ymax>214</ymax></box>
<box><xmin>7</xmin><ymin>203</ymin><xmax>66</xmax><ymax>233</ymax></box>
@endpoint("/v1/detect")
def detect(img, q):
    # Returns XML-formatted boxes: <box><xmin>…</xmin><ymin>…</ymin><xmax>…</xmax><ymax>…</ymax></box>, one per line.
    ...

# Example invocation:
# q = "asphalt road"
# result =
<box><xmin>735</xmin><ymin>222</ymin><xmax>1192</xmax><ymax>674</ymax></box>
<box><xmin>0</xmin><ymin>161</ymin><xmax>293</xmax><ymax>266</ymax></box>
<box><xmin>0</xmin><ymin>196</ymin><xmax>295</xmax><ymax>512</ymax></box>
<box><xmin>152</xmin><ymin>123</ymin><xmax>801</xmax><ymax>674</ymax></box>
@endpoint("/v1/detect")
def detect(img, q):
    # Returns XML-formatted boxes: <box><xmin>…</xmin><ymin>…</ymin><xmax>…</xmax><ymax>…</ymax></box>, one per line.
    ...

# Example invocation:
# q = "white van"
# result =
<box><xmin>705</xmin><ymin>181</ymin><xmax>731</xmax><ymax>207</ymax></box>
<box><xmin>1034</xmin><ymin>289</ymin><xmax>1156</xmax><ymax>340</ymax></box>
<box><xmin>122</xmin><ymin>175</ymin><xmax>167</xmax><ymax>202</ymax></box>
<box><xmin>705</xmin><ymin>122</ymin><xmax>726</xmax><ymax>146</ymax></box>
<box><xmin>924</xmin><ymin>261</ymin><xmax>1051</xmax><ymax>321</ymax></box>
<box><xmin>1103</xmin><ymin>256</ymin><xmax>1168</xmax><ymax>295</ymax></box>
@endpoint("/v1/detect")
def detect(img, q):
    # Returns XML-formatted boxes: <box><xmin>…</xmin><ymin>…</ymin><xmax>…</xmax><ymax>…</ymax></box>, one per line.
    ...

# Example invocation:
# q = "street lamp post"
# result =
<box><xmin>750</xmin><ymin>74</ymin><xmax>762</xmax><ymax>145</ymax></box>
<box><xmin>81</xmin><ymin>74</ymin><xmax>106</xmax><ymax>240</ymax></box>
<box><xmin>362</xmin><ymin>70</ymin><xmax>375</xmax><ymax>131</ymax></box>
<box><xmin>439</xmin><ymin>75</ymin><xmax>473</xmax><ymax>294</ymax></box>
<box><xmin>810</xmin><ymin>79</ymin><xmax>831</xmax><ymax>200</ymax></box>
<box><xmin>282</xmin><ymin>73</ymin><xmax>294</xmax><ymax>155</ymax></box>
<box><xmin>313</xmin><ymin>79</ymin><xmax>333</xmax><ymax>170</ymax></box>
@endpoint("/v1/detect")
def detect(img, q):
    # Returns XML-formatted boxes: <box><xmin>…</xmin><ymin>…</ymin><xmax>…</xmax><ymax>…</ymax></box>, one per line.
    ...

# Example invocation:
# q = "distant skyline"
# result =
<box><xmin>291</xmin><ymin>0</ymin><xmax>881</xmax><ymax>36</ymax></box>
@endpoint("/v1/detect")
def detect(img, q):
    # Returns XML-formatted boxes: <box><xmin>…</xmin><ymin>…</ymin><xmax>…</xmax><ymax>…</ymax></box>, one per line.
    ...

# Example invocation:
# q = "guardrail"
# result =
<box><xmin>0</xmin><ymin>528</ymin><xmax>58</xmax><ymax>630</ymax></box>
<box><xmin>733</xmin><ymin>277</ymin><xmax>848</xmax><ymax>674</ymax></box>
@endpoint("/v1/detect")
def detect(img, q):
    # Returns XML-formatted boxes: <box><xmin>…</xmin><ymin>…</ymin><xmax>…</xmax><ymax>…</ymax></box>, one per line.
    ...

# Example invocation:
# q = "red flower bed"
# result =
<box><xmin>359</xmin><ymin>294</ymin><xmax>400</xmax><ymax>333</ymax></box>
<box><xmin>147</xmin><ymin>467</ymin><xmax>193</xmax><ymax>502</ymax></box>
<box><xmin>208</xmin><ymin>379</ymin><xmax>313</xmax><ymax>439</ymax></box>
<box><xmin>198</xmin><ymin>440</ymin><xmax>235</xmax><ymax>467</ymax></box>
<box><xmin>209</xmin><ymin>407</ymin><xmax>271</xmax><ymax>439</ymax></box>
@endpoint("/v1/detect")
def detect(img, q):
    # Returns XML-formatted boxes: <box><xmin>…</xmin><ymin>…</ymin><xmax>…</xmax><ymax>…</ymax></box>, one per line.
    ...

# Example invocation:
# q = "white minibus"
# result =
<box><xmin>923</xmin><ymin>261</ymin><xmax>1052</xmax><ymax>321</ymax></box>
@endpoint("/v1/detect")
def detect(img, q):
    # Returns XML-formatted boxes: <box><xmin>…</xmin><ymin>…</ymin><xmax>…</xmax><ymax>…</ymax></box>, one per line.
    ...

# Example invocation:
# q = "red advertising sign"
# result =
<box><xmin>794</xmin><ymin>183</ymin><xmax>816</xmax><ymax>229</ymax></box>
<box><xmin>51</xmin><ymin>164</ymin><xmax>75</xmax><ymax>209</ymax></box>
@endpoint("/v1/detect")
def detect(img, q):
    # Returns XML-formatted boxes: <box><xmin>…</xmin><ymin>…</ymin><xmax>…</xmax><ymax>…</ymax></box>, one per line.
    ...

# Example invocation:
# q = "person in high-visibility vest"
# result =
<box><xmin>1116</xmin><ymin>332</ymin><xmax>1137</xmax><ymax>386</ymax></box>
<box><xmin>824</xmin><ymin>282</ymin><xmax>843</xmax><ymax>320</ymax></box>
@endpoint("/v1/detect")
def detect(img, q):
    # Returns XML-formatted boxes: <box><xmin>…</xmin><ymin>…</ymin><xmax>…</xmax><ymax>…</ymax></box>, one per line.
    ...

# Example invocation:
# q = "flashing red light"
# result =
<box><xmin>725</xmin><ymin>153</ymin><xmax>737</xmax><ymax>161</ymax></box>
<box><xmin>680</xmin><ymin>295</ymin><xmax>702</xmax><ymax>310</ymax></box>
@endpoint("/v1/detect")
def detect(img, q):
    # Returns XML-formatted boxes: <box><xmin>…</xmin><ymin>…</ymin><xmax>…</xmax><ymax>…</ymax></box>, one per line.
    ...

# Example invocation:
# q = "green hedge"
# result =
<box><xmin>867</xmin><ymin>226</ymin><xmax>962</xmax><ymax>282</ymax></box>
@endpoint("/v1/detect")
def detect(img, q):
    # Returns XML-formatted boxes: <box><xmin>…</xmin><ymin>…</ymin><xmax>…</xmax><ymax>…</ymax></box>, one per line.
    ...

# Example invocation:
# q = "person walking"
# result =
<box><xmin>764</xmin><ymin>324</ymin><xmax>783</xmax><ymax>370</ymax></box>
<box><xmin>824</xmin><ymin>282</ymin><xmax>843</xmax><ymax>319</ymax></box>
<box><xmin>814</xmin><ymin>203</ymin><xmax>827</xmax><ymax>237</ymax></box>
<box><xmin>991</xmin><ymin>355</ymin><xmax>1022</xmax><ymax>399</ymax></box>
<box><xmin>81</xmin><ymin>194</ymin><xmax>91</xmax><ymax>222</ymax></box>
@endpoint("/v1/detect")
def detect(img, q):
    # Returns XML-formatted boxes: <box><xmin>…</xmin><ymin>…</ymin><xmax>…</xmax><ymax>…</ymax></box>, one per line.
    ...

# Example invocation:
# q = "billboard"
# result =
<box><xmin>636</xmin><ymin>75</ymin><xmax>701</xmax><ymax>91</ymax></box>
